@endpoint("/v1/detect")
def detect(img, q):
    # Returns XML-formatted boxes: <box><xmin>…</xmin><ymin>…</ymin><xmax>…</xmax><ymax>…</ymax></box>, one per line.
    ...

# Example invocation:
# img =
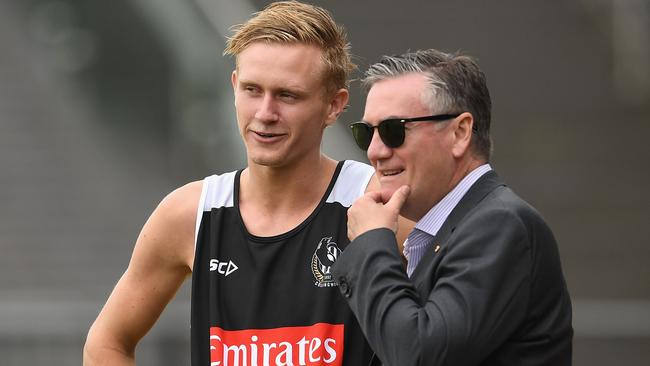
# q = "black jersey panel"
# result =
<box><xmin>191</xmin><ymin>161</ymin><xmax>374</xmax><ymax>366</ymax></box>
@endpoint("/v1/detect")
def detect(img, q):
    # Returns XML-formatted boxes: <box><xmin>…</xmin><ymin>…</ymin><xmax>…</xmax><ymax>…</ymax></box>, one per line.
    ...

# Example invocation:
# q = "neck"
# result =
<box><xmin>449</xmin><ymin>157</ymin><xmax>486</xmax><ymax>190</ymax></box>
<box><xmin>241</xmin><ymin>153</ymin><xmax>338</xmax><ymax>210</ymax></box>
<box><xmin>238</xmin><ymin>153</ymin><xmax>338</xmax><ymax>237</ymax></box>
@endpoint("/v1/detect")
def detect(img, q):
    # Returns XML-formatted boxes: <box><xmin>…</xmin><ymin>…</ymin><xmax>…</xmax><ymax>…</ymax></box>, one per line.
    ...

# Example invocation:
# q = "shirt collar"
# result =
<box><xmin>412</xmin><ymin>163</ymin><xmax>492</xmax><ymax>237</ymax></box>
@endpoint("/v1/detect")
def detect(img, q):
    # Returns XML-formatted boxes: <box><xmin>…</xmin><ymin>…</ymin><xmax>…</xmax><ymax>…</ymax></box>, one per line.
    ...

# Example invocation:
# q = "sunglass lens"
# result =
<box><xmin>379</xmin><ymin>120</ymin><xmax>405</xmax><ymax>148</ymax></box>
<box><xmin>351</xmin><ymin>123</ymin><xmax>372</xmax><ymax>150</ymax></box>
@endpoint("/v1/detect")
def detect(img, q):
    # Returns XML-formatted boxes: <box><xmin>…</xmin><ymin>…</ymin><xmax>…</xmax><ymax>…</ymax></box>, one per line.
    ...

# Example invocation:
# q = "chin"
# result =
<box><xmin>379</xmin><ymin>186</ymin><xmax>398</xmax><ymax>204</ymax></box>
<box><xmin>250</xmin><ymin>154</ymin><xmax>284</xmax><ymax>167</ymax></box>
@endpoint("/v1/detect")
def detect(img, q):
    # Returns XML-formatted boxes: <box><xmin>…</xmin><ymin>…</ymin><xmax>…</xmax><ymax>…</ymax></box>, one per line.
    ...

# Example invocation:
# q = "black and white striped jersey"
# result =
<box><xmin>191</xmin><ymin>160</ymin><xmax>375</xmax><ymax>366</ymax></box>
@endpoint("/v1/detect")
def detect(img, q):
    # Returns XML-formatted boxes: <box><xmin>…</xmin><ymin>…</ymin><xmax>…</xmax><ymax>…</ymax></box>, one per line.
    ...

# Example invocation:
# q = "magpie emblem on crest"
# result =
<box><xmin>311</xmin><ymin>237</ymin><xmax>342</xmax><ymax>287</ymax></box>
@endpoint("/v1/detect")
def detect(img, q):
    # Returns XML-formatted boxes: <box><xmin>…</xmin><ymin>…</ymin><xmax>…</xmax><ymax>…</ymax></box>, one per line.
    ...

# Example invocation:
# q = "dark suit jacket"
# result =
<box><xmin>332</xmin><ymin>171</ymin><xmax>573</xmax><ymax>366</ymax></box>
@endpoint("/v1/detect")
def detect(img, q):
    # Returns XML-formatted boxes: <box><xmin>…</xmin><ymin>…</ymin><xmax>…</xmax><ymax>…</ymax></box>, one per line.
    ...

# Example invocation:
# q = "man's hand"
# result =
<box><xmin>347</xmin><ymin>185</ymin><xmax>410</xmax><ymax>241</ymax></box>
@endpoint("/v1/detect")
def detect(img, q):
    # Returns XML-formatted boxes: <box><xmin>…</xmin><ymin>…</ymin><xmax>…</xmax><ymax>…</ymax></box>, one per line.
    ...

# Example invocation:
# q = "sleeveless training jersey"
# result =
<box><xmin>191</xmin><ymin>160</ymin><xmax>375</xmax><ymax>366</ymax></box>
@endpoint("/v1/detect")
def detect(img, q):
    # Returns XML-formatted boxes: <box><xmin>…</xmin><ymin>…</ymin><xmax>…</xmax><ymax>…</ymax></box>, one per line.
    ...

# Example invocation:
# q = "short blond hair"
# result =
<box><xmin>224</xmin><ymin>1</ymin><xmax>355</xmax><ymax>92</ymax></box>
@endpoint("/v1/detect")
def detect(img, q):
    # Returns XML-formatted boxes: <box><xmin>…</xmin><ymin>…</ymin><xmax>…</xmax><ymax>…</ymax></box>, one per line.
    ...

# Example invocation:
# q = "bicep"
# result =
<box><xmin>86</xmin><ymin>183</ymin><xmax>199</xmax><ymax>355</ymax></box>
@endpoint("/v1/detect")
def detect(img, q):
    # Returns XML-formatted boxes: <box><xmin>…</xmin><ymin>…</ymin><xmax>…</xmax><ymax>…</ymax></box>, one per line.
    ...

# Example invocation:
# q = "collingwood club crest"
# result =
<box><xmin>311</xmin><ymin>237</ymin><xmax>342</xmax><ymax>287</ymax></box>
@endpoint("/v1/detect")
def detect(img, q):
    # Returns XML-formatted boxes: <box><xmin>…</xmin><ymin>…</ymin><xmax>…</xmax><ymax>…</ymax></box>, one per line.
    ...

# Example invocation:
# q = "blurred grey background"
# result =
<box><xmin>1</xmin><ymin>0</ymin><xmax>648</xmax><ymax>364</ymax></box>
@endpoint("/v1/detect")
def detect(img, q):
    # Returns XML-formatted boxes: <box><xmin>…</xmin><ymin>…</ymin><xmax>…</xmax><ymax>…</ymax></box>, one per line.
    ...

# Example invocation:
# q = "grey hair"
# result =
<box><xmin>362</xmin><ymin>49</ymin><xmax>493</xmax><ymax>160</ymax></box>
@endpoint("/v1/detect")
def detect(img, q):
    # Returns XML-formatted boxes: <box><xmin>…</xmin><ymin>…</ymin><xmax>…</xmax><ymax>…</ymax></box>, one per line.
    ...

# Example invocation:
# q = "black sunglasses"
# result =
<box><xmin>350</xmin><ymin>114</ymin><xmax>460</xmax><ymax>150</ymax></box>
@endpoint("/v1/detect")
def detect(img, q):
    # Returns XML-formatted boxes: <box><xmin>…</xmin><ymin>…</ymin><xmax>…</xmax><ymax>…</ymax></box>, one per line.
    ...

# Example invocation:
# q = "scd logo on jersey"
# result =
<box><xmin>209</xmin><ymin>258</ymin><xmax>239</xmax><ymax>276</ymax></box>
<box><xmin>210</xmin><ymin>323</ymin><xmax>344</xmax><ymax>366</ymax></box>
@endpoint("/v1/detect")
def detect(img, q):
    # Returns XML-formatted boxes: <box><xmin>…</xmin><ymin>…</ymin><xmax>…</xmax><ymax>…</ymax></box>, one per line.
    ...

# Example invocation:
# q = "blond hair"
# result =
<box><xmin>224</xmin><ymin>1</ymin><xmax>355</xmax><ymax>92</ymax></box>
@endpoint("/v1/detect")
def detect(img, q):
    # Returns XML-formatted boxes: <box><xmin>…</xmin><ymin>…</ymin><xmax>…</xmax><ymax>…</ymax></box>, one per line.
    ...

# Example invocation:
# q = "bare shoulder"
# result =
<box><xmin>157</xmin><ymin>180</ymin><xmax>203</xmax><ymax>221</ymax></box>
<box><xmin>152</xmin><ymin>180</ymin><xmax>203</xmax><ymax>242</ymax></box>
<box><xmin>135</xmin><ymin>180</ymin><xmax>204</xmax><ymax>271</ymax></box>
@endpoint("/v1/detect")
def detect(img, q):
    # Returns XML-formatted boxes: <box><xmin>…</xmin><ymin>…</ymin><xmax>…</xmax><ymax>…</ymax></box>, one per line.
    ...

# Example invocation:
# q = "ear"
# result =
<box><xmin>451</xmin><ymin>112</ymin><xmax>474</xmax><ymax>158</ymax></box>
<box><xmin>231</xmin><ymin>70</ymin><xmax>238</xmax><ymax>93</ymax></box>
<box><xmin>324</xmin><ymin>88</ymin><xmax>349</xmax><ymax>127</ymax></box>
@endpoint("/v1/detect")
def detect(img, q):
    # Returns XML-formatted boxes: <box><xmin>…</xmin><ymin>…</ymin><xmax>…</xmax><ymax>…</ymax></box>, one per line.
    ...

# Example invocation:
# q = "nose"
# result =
<box><xmin>255</xmin><ymin>94</ymin><xmax>279</xmax><ymax>122</ymax></box>
<box><xmin>367</xmin><ymin>127</ymin><xmax>392</xmax><ymax>163</ymax></box>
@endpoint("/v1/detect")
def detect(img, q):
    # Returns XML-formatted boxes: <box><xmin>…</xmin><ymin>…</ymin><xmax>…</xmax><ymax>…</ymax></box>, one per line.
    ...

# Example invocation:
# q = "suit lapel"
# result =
<box><xmin>409</xmin><ymin>170</ymin><xmax>506</xmax><ymax>280</ymax></box>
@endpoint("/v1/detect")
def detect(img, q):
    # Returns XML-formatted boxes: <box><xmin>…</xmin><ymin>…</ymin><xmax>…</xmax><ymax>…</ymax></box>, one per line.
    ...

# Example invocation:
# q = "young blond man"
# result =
<box><xmin>84</xmin><ymin>2</ymin><xmax>411</xmax><ymax>365</ymax></box>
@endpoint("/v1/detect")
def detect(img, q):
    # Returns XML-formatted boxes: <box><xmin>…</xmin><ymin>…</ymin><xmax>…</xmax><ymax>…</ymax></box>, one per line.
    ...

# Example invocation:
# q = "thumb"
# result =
<box><xmin>385</xmin><ymin>185</ymin><xmax>410</xmax><ymax>212</ymax></box>
<box><xmin>364</xmin><ymin>190</ymin><xmax>384</xmax><ymax>203</ymax></box>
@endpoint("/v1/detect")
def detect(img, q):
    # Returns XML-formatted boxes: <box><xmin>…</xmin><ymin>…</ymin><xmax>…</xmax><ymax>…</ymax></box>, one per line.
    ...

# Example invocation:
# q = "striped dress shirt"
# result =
<box><xmin>403</xmin><ymin>164</ymin><xmax>492</xmax><ymax>276</ymax></box>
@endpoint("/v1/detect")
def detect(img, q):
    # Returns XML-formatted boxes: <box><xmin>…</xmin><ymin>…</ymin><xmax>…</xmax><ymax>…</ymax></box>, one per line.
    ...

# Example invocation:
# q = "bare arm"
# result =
<box><xmin>83</xmin><ymin>182</ymin><xmax>201</xmax><ymax>365</ymax></box>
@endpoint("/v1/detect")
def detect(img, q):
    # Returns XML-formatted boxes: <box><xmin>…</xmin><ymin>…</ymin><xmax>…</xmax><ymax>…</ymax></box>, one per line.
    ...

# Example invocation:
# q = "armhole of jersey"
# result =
<box><xmin>194</xmin><ymin>177</ymin><xmax>209</xmax><ymax>252</ymax></box>
<box><xmin>326</xmin><ymin>160</ymin><xmax>375</xmax><ymax>207</ymax></box>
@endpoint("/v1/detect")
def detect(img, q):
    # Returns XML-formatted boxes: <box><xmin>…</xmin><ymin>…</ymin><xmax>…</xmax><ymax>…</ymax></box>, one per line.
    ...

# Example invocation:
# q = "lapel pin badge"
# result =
<box><xmin>434</xmin><ymin>244</ymin><xmax>441</xmax><ymax>253</ymax></box>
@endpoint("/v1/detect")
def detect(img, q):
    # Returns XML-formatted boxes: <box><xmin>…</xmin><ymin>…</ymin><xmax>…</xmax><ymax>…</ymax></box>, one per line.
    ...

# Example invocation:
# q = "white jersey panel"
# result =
<box><xmin>194</xmin><ymin>171</ymin><xmax>237</xmax><ymax>247</ymax></box>
<box><xmin>201</xmin><ymin>171</ymin><xmax>237</xmax><ymax>211</ymax></box>
<box><xmin>325</xmin><ymin>160</ymin><xmax>374</xmax><ymax>207</ymax></box>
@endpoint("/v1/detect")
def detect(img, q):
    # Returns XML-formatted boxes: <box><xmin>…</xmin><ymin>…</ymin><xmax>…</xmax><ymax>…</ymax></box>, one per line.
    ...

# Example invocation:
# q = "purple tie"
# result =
<box><xmin>405</xmin><ymin>228</ymin><xmax>433</xmax><ymax>277</ymax></box>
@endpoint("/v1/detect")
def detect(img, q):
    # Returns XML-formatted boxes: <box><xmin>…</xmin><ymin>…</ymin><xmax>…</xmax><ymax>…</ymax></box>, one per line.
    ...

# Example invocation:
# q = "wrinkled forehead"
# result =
<box><xmin>363</xmin><ymin>74</ymin><xmax>434</xmax><ymax>122</ymax></box>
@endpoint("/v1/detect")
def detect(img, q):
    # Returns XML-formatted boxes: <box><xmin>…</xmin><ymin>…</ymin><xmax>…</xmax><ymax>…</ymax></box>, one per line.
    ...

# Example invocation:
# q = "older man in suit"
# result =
<box><xmin>333</xmin><ymin>49</ymin><xmax>573</xmax><ymax>365</ymax></box>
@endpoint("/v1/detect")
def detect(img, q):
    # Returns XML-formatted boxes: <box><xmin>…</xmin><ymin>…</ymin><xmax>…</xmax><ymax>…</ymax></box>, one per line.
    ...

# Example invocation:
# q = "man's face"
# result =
<box><xmin>232</xmin><ymin>42</ymin><xmax>345</xmax><ymax>168</ymax></box>
<box><xmin>364</xmin><ymin>73</ymin><xmax>457</xmax><ymax>221</ymax></box>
